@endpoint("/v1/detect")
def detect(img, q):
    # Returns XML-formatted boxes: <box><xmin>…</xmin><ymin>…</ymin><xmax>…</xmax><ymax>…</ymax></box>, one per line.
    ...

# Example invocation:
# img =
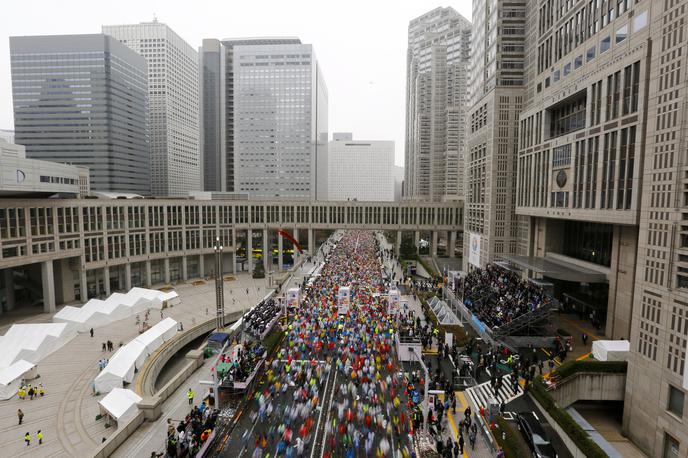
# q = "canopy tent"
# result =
<box><xmin>0</xmin><ymin>360</ymin><xmax>37</xmax><ymax>400</ymax></box>
<box><xmin>53</xmin><ymin>287</ymin><xmax>172</xmax><ymax>332</ymax></box>
<box><xmin>133</xmin><ymin>317</ymin><xmax>177</xmax><ymax>354</ymax></box>
<box><xmin>98</xmin><ymin>388</ymin><xmax>142</xmax><ymax>424</ymax></box>
<box><xmin>160</xmin><ymin>290</ymin><xmax>181</xmax><ymax>307</ymax></box>
<box><xmin>94</xmin><ymin>340</ymin><xmax>147</xmax><ymax>393</ymax></box>
<box><xmin>0</xmin><ymin>322</ymin><xmax>75</xmax><ymax>369</ymax></box>
<box><xmin>592</xmin><ymin>340</ymin><xmax>630</xmax><ymax>361</ymax></box>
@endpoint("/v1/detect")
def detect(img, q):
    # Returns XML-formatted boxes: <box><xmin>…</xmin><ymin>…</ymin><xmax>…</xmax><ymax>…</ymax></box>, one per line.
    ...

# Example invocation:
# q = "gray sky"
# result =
<box><xmin>0</xmin><ymin>0</ymin><xmax>472</xmax><ymax>166</ymax></box>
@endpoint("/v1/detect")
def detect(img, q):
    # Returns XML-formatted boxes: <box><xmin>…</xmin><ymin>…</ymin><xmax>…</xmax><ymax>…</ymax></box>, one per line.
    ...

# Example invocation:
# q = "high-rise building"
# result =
<box><xmin>103</xmin><ymin>21</ymin><xmax>200</xmax><ymax>197</ymax></box>
<box><xmin>404</xmin><ymin>7</ymin><xmax>471</xmax><ymax>202</ymax></box>
<box><xmin>199</xmin><ymin>38</ymin><xmax>328</xmax><ymax>199</ymax></box>
<box><xmin>10</xmin><ymin>34</ymin><xmax>150</xmax><ymax>195</ymax></box>
<box><xmin>326</xmin><ymin>133</ymin><xmax>395</xmax><ymax>202</ymax></box>
<box><xmin>463</xmin><ymin>0</ymin><xmax>526</xmax><ymax>269</ymax></box>
<box><xmin>0</xmin><ymin>129</ymin><xmax>14</xmax><ymax>144</ymax></box>
<box><xmin>515</xmin><ymin>1</ymin><xmax>686</xmax><ymax>455</ymax></box>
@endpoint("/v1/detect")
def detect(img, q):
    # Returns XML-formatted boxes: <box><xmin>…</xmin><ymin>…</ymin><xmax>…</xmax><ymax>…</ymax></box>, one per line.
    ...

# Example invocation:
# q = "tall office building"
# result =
<box><xmin>10</xmin><ymin>35</ymin><xmax>150</xmax><ymax>194</ymax></box>
<box><xmin>404</xmin><ymin>7</ymin><xmax>471</xmax><ymax>202</ymax></box>
<box><xmin>463</xmin><ymin>0</ymin><xmax>526</xmax><ymax>270</ymax></box>
<box><xmin>103</xmin><ymin>22</ymin><xmax>200</xmax><ymax>196</ymax></box>
<box><xmin>514</xmin><ymin>1</ymin><xmax>686</xmax><ymax>455</ymax></box>
<box><xmin>0</xmin><ymin>129</ymin><xmax>14</xmax><ymax>144</ymax></box>
<box><xmin>199</xmin><ymin>38</ymin><xmax>328</xmax><ymax>199</ymax></box>
<box><xmin>326</xmin><ymin>133</ymin><xmax>395</xmax><ymax>202</ymax></box>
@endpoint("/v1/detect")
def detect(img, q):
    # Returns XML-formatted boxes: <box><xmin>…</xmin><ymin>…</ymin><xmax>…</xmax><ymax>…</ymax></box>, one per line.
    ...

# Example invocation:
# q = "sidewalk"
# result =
<box><xmin>442</xmin><ymin>391</ymin><xmax>495</xmax><ymax>458</ymax></box>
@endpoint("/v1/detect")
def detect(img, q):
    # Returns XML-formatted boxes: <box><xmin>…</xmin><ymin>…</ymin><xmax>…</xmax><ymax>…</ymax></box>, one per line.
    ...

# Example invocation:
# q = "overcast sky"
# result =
<box><xmin>0</xmin><ymin>0</ymin><xmax>472</xmax><ymax>166</ymax></box>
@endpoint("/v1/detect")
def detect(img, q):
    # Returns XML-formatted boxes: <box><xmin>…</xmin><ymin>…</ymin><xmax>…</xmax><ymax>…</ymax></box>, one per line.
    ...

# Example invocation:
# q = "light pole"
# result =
<box><xmin>214</xmin><ymin>237</ymin><xmax>225</xmax><ymax>330</ymax></box>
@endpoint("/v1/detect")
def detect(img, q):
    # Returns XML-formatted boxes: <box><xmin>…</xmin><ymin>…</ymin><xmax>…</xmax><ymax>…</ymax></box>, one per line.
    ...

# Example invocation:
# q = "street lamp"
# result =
<box><xmin>214</xmin><ymin>237</ymin><xmax>225</xmax><ymax>330</ymax></box>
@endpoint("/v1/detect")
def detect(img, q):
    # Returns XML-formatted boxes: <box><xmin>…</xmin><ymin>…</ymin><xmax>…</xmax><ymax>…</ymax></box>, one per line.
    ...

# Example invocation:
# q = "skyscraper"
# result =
<box><xmin>404</xmin><ymin>7</ymin><xmax>471</xmax><ymax>202</ymax></box>
<box><xmin>463</xmin><ymin>0</ymin><xmax>526</xmax><ymax>269</ymax></box>
<box><xmin>103</xmin><ymin>21</ymin><xmax>200</xmax><ymax>196</ymax></box>
<box><xmin>10</xmin><ymin>34</ymin><xmax>150</xmax><ymax>194</ymax></box>
<box><xmin>199</xmin><ymin>38</ymin><xmax>328</xmax><ymax>199</ymax></box>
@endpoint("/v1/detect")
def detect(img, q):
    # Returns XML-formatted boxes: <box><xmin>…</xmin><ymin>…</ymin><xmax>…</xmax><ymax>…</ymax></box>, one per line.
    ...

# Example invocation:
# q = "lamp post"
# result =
<box><xmin>214</xmin><ymin>237</ymin><xmax>225</xmax><ymax>330</ymax></box>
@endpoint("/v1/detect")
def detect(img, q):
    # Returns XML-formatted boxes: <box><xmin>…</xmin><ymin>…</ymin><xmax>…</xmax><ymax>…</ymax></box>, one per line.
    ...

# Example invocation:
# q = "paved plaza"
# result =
<box><xmin>0</xmin><ymin>271</ymin><xmax>271</xmax><ymax>457</ymax></box>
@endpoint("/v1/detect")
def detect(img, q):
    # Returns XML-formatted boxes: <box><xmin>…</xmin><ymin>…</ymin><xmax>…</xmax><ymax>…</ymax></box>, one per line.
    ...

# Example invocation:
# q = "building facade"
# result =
<box><xmin>199</xmin><ymin>38</ymin><xmax>328</xmax><ymax>200</ymax></box>
<box><xmin>9</xmin><ymin>35</ymin><xmax>150</xmax><ymax>195</ymax></box>
<box><xmin>325</xmin><ymin>133</ymin><xmax>395</xmax><ymax>202</ymax></box>
<box><xmin>0</xmin><ymin>138</ymin><xmax>87</xmax><ymax>197</ymax></box>
<box><xmin>464</xmin><ymin>0</ymin><xmax>526</xmax><ymax>269</ymax></box>
<box><xmin>516</xmin><ymin>1</ymin><xmax>686</xmax><ymax>455</ymax></box>
<box><xmin>0</xmin><ymin>197</ymin><xmax>461</xmax><ymax>313</ymax></box>
<box><xmin>404</xmin><ymin>7</ymin><xmax>471</xmax><ymax>202</ymax></box>
<box><xmin>103</xmin><ymin>22</ymin><xmax>201</xmax><ymax>197</ymax></box>
<box><xmin>0</xmin><ymin>129</ymin><xmax>14</xmax><ymax>144</ymax></box>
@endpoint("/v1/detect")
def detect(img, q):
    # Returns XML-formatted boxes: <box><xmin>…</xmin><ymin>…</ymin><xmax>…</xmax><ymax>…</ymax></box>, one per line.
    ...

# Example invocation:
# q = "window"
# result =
<box><xmin>587</xmin><ymin>46</ymin><xmax>596</xmax><ymax>62</ymax></box>
<box><xmin>616</xmin><ymin>24</ymin><xmax>628</xmax><ymax>43</ymax></box>
<box><xmin>601</xmin><ymin>36</ymin><xmax>611</xmax><ymax>53</ymax></box>
<box><xmin>553</xmin><ymin>70</ymin><xmax>560</xmax><ymax>82</ymax></box>
<box><xmin>564</xmin><ymin>63</ymin><xmax>571</xmax><ymax>76</ymax></box>
<box><xmin>668</xmin><ymin>385</ymin><xmax>685</xmax><ymax>418</ymax></box>
<box><xmin>663</xmin><ymin>433</ymin><xmax>680</xmax><ymax>458</ymax></box>
<box><xmin>633</xmin><ymin>11</ymin><xmax>648</xmax><ymax>33</ymax></box>
<box><xmin>575</xmin><ymin>55</ymin><xmax>583</xmax><ymax>69</ymax></box>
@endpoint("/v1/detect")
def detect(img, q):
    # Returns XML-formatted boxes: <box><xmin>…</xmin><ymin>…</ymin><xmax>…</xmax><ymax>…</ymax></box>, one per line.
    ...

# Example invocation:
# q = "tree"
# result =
<box><xmin>400</xmin><ymin>237</ymin><xmax>417</xmax><ymax>260</ymax></box>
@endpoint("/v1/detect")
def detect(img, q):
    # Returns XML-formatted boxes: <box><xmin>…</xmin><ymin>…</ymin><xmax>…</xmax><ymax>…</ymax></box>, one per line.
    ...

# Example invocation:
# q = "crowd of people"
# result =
<box><xmin>217</xmin><ymin>340</ymin><xmax>266</xmax><ymax>385</ymax></box>
<box><xmin>461</xmin><ymin>264</ymin><xmax>551</xmax><ymax>330</ymax></box>
<box><xmin>244</xmin><ymin>298</ymin><xmax>281</xmax><ymax>338</ymax></box>
<box><xmin>241</xmin><ymin>231</ymin><xmax>415</xmax><ymax>458</ymax></box>
<box><xmin>164</xmin><ymin>400</ymin><xmax>218</xmax><ymax>457</ymax></box>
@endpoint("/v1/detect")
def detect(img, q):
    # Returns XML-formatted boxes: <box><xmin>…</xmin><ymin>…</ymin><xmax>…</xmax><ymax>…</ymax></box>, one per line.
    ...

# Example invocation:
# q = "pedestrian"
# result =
<box><xmin>37</xmin><ymin>430</ymin><xmax>43</xmax><ymax>445</ymax></box>
<box><xmin>90</xmin><ymin>328</ymin><xmax>94</xmax><ymax>338</ymax></box>
<box><xmin>582</xmin><ymin>333</ymin><xmax>588</xmax><ymax>346</ymax></box>
<box><xmin>39</xmin><ymin>384</ymin><xmax>44</xmax><ymax>397</ymax></box>
<box><xmin>18</xmin><ymin>409</ymin><xmax>24</xmax><ymax>425</ymax></box>
<box><xmin>24</xmin><ymin>432</ymin><xmax>30</xmax><ymax>447</ymax></box>
<box><xmin>160</xmin><ymin>310</ymin><xmax>164</xmax><ymax>319</ymax></box>
<box><xmin>458</xmin><ymin>434</ymin><xmax>464</xmax><ymax>454</ymax></box>
<box><xmin>187</xmin><ymin>388</ymin><xmax>194</xmax><ymax>405</ymax></box>
<box><xmin>28</xmin><ymin>386</ymin><xmax>34</xmax><ymax>400</ymax></box>
<box><xmin>102</xmin><ymin>342</ymin><xmax>107</xmax><ymax>351</ymax></box>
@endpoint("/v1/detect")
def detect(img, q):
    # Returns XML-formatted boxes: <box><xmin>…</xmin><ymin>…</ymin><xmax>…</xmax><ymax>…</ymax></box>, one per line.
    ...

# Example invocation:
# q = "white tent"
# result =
<box><xmin>160</xmin><ymin>290</ymin><xmax>181</xmax><ymax>307</ymax></box>
<box><xmin>592</xmin><ymin>340</ymin><xmax>630</xmax><ymax>361</ymax></box>
<box><xmin>134</xmin><ymin>318</ymin><xmax>178</xmax><ymax>355</ymax></box>
<box><xmin>0</xmin><ymin>360</ymin><xmax>37</xmax><ymax>400</ymax></box>
<box><xmin>94</xmin><ymin>340</ymin><xmax>148</xmax><ymax>393</ymax></box>
<box><xmin>98</xmin><ymin>388</ymin><xmax>142</xmax><ymax>424</ymax></box>
<box><xmin>0</xmin><ymin>323</ymin><xmax>75</xmax><ymax>368</ymax></box>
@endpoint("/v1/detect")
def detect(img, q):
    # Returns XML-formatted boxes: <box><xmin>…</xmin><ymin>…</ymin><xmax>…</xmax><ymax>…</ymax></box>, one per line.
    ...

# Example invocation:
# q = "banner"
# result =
<box><xmin>469</xmin><ymin>233</ymin><xmax>481</xmax><ymax>267</ymax></box>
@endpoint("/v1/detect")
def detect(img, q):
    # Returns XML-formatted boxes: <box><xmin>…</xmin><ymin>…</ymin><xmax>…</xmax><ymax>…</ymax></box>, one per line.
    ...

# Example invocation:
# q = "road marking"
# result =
<box><xmin>445</xmin><ymin>391</ymin><xmax>468</xmax><ymax>458</ymax></box>
<box><xmin>310</xmin><ymin>364</ymin><xmax>334</xmax><ymax>458</ymax></box>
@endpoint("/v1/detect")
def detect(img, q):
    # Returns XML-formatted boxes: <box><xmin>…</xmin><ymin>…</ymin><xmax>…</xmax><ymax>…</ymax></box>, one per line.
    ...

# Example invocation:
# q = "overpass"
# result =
<box><xmin>0</xmin><ymin>197</ymin><xmax>462</xmax><ymax>313</ymax></box>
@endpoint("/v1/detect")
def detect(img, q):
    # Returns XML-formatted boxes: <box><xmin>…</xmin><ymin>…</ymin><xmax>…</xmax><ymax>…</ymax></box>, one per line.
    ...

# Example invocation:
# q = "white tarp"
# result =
<box><xmin>53</xmin><ymin>288</ymin><xmax>170</xmax><ymax>332</ymax></box>
<box><xmin>133</xmin><ymin>317</ymin><xmax>177</xmax><ymax>355</ymax></box>
<box><xmin>0</xmin><ymin>360</ymin><xmax>37</xmax><ymax>400</ymax></box>
<box><xmin>592</xmin><ymin>340</ymin><xmax>630</xmax><ymax>361</ymax></box>
<box><xmin>98</xmin><ymin>388</ymin><xmax>142</xmax><ymax>424</ymax></box>
<box><xmin>160</xmin><ymin>290</ymin><xmax>180</xmax><ymax>306</ymax></box>
<box><xmin>94</xmin><ymin>340</ymin><xmax>147</xmax><ymax>393</ymax></box>
<box><xmin>0</xmin><ymin>322</ymin><xmax>75</xmax><ymax>368</ymax></box>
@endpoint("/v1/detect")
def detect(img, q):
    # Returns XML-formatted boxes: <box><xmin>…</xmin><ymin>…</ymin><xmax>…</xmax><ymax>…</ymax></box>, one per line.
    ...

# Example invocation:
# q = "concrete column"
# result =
<box><xmin>231</xmin><ymin>229</ymin><xmax>237</xmax><ymax>274</ymax></box>
<box><xmin>164</xmin><ymin>258</ymin><xmax>170</xmax><ymax>284</ymax></box>
<box><xmin>199</xmin><ymin>255</ymin><xmax>205</xmax><ymax>278</ymax></box>
<box><xmin>278</xmin><ymin>231</ymin><xmax>284</xmax><ymax>271</ymax></box>
<box><xmin>395</xmin><ymin>230</ymin><xmax>402</xmax><ymax>257</ymax></box>
<box><xmin>4</xmin><ymin>269</ymin><xmax>15</xmax><ymax>311</ymax></box>
<box><xmin>145</xmin><ymin>261</ymin><xmax>152</xmax><ymax>287</ymax></box>
<box><xmin>247</xmin><ymin>229</ymin><xmax>254</xmax><ymax>273</ymax></box>
<box><xmin>103</xmin><ymin>267</ymin><xmax>111</xmax><ymax>296</ymax></box>
<box><xmin>414</xmin><ymin>231</ymin><xmax>420</xmax><ymax>255</ymax></box>
<box><xmin>80</xmin><ymin>269</ymin><xmax>88</xmax><ymax>303</ymax></box>
<box><xmin>431</xmin><ymin>231</ymin><xmax>438</xmax><ymax>257</ymax></box>
<box><xmin>125</xmin><ymin>263</ymin><xmax>132</xmax><ymax>291</ymax></box>
<box><xmin>41</xmin><ymin>261</ymin><xmax>56</xmax><ymax>313</ymax></box>
<box><xmin>182</xmin><ymin>257</ymin><xmax>188</xmax><ymax>281</ymax></box>
<box><xmin>263</xmin><ymin>229</ymin><xmax>270</xmax><ymax>273</ymax></box>
<box><xmin>449</xmin><ymin>231</ymin><xmax>457</xmax><ymax>259</ymax></box>
<box><xmin>308</xmin><ymin>228</ymin><xmax>314</xmax><ymax>256</ymax></box>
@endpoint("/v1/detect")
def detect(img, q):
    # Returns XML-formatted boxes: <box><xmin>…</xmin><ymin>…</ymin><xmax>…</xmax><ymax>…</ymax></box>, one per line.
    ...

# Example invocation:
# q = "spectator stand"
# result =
<box><xmin>243</xmin><ymin>298</ymin><xmax>281</xmax><ymax>340</ymax></box>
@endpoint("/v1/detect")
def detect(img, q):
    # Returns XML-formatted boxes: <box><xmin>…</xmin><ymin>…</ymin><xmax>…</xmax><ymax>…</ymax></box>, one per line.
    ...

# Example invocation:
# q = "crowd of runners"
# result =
<box><xmin>240</xmin><ymin>231</ymin><xmax>416</xmax><ymax>458</ymax></box>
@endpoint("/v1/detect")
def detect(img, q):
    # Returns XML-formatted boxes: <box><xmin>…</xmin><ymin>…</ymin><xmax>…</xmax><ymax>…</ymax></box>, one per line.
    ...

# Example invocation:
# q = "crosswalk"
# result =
<box><xmin>464</xmin><ymin>374</ymin><xmax>523</xmax><ymax>411</ymax></box>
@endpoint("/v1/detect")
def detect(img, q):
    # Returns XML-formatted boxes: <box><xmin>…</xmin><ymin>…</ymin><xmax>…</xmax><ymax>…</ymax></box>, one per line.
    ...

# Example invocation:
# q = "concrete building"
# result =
<box><xmin>463</xmin><ymin>0</ymin><xmax>526</xmax><ymax>270</ymax></box>
<box><xmin>513</xmin><ymin>1</ymin><xmax>686</xmax><ymax>455</ymax></box>
<box><xmin>404</xmin><ymin>7</ymin><xmax>471</xmax><ymax>202</ymax></box>
<box><xmin>103</xmin><ymin>22</ymin><xmax>201</xmax><ymax>197</ymax></box>
<box><xmin>393</xmin><ymin>166</ymin><xmax>404</xmax><ymax>202</ymax></box>
<box><xmin>0</xmin><ymin>138</ymin><xmax>87</xmax><ymax>197</ymax></box>
<box><xmin>199</xmin><ymin>38</ymin><xmax>328</xmax><ymax>200</ymax></box>
<box><xmin>0</xmin><ymin>129</ymin><xmax>14</xmax><ymax>144</ymax></box>
<box><xmin>9</xmin><ymin>34</ymin><xmax>150</xmax><ymax>195</ymax></box>
<box><xmin>326</xmin><ymin>133</ymin><xmax>395</xmax><ymax>202</ymax></box>
<box><xmin>0</xmin><ymin>197</ymin><xmax>461</xmax><ymax>315</ymax></box>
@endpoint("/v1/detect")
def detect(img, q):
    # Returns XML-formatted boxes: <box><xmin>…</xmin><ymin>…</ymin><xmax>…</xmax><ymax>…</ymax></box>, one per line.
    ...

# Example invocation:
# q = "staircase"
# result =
<box><xmin>464</xmin><ymin>374</ymin><xmax>523</xmax><ymax>411</ymax></box>
<box><xmin>492</xmin><ymin>300</ymin><xmax>558</xmax><ymax>338</ymax></box>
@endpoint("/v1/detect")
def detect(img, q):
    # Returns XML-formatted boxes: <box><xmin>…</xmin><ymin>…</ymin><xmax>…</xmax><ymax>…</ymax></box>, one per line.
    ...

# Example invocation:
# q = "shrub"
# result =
<box><xmin>553</xmin><ymin>360</ymin><xmax>627</xmax><ymax>380</ymax></box>
<box><xmin>492</xmin><ymin>416</ymin><xmax>530</xmax><ymax>458</ymax></box>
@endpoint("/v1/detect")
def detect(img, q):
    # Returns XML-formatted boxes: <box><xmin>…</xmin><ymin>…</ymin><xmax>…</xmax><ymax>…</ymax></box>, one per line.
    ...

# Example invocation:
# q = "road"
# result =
<box><xmin>212</xmin><ymin>231</ymin><xmax>414</xmax><ymax>457</ymax></box>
